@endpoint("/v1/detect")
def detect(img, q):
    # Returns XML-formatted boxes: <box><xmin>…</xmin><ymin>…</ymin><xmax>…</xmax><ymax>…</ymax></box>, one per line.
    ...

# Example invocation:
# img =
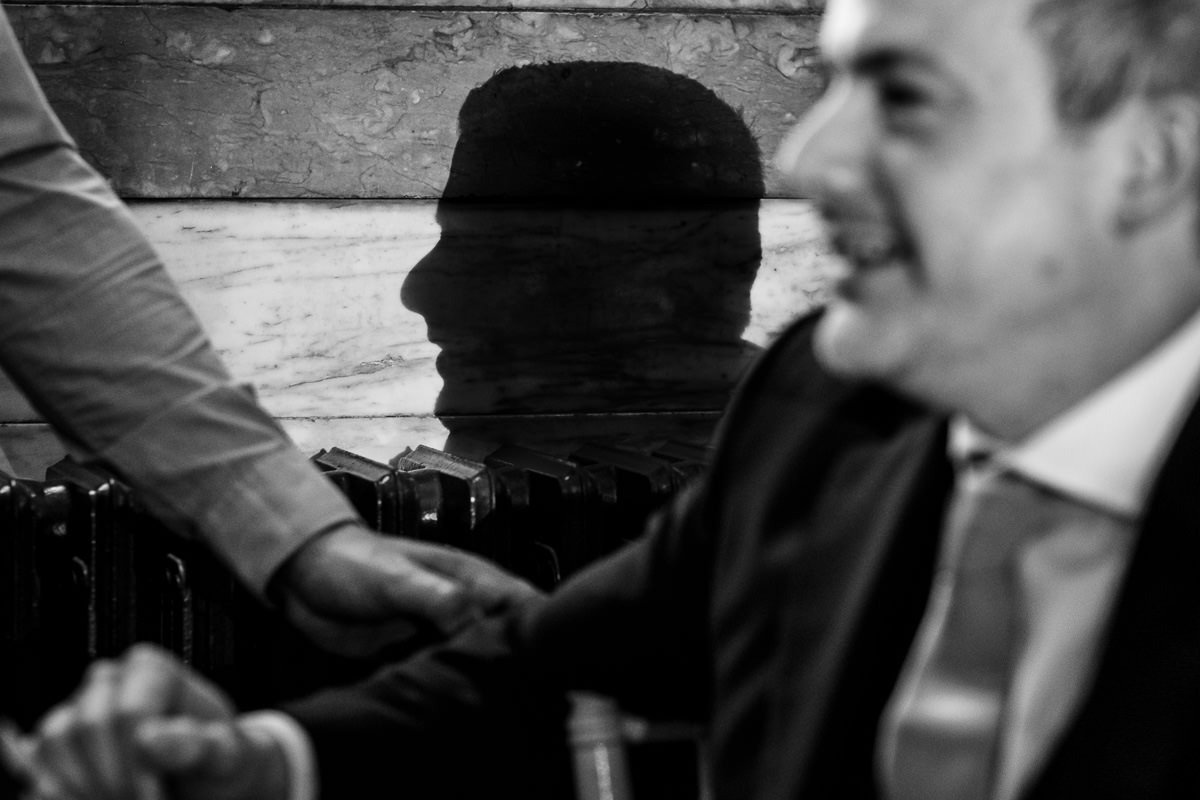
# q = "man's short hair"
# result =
<box><xmin>1031</xmin><ymin>0</ymin><xmax>1200</xmax><ymax>124</ymax></box>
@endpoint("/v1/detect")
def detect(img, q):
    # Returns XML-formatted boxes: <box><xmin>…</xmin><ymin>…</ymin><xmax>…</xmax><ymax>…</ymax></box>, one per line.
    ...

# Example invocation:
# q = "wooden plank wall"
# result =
<box><xmin>0</xmin><ymin>0</ymin><xmax>831</xmax><ymax>476</ymax></box>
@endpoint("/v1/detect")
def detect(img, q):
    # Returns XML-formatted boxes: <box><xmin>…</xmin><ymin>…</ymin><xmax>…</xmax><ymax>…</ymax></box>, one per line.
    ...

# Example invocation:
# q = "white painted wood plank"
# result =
<box><xmin>140</xmin><ymin>201</ymin><xmax>445</xmax><ymax>419</ymax></box>
<box><xmin>0</xmin><ymin>199</ymin><xmax>828</xmax><ymax>422</ymax></box>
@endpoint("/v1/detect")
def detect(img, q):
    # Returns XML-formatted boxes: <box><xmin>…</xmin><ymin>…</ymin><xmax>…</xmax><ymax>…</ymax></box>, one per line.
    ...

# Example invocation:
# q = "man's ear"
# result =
<box><xmin>1116</xmin><ymin>94</ymin><xmax>1200</xmax><ymax>234</ymax></box>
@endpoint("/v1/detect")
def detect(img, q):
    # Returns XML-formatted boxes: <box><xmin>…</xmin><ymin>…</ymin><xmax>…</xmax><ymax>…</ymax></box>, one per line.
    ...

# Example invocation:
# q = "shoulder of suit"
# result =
<box><xmin>730</xmin><ymin>310</ymin><xmax>929</xmax><ymax>435</ymax></box>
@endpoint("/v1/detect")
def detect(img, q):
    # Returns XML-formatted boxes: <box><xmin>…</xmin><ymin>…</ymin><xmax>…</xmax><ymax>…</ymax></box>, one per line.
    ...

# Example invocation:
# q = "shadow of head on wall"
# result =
<box><xmin>401</xmin><ymin>61</ymin><xmax>764</xmax><ymax>447</ymax></box>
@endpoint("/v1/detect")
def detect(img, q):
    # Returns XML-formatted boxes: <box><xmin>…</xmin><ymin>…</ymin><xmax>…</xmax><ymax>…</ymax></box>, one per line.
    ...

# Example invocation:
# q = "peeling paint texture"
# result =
<box><xmin>9</xmin><ymin>7</ymin><xmax>821</xmax><ymax>198</ymax></box>
<box><xmin>16</xmin><ymin>0</ymin><xmax>822</xmax><ymax>7</ymax></box>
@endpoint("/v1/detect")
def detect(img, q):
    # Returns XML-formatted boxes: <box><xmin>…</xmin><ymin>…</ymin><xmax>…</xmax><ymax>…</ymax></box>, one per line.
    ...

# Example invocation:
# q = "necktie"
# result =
<box><xmin>878</xmin><ymin>465</ymin><xmax>1055</xmax><ymax>800</ymax></box>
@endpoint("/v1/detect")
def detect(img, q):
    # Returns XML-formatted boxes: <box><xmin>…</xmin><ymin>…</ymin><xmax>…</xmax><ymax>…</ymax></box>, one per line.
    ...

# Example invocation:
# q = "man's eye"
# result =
<box><xmin>878</xmin><ymin>80</ymin><xmax>937</xmax><ymax>130</ymax></box>
<box><xmin>880</xmin><ymin>81</ymin><xmax>928</xmax><ymax>109</ymax></box>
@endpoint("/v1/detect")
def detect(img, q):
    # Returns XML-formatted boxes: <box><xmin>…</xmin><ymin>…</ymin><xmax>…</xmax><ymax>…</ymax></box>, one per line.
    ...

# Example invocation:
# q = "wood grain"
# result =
<box><xmin>18</xmin><ymin>1</ymin><xmax>820</xmax><ymax>8</ymax></box>
<box><xmin>9</xmin><ymin>5</ymin><xmax>823</xmax><ymax>198</ymax></box>
<box><xmin>0</xmin><ymin>198</ymin><xmax>830</xmax><ymax>422</ymax></box>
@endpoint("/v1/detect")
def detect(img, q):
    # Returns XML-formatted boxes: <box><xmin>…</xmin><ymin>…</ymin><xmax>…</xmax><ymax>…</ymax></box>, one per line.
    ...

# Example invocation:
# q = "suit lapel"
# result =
<box><xmin>767</xmin><ymin>407</ymin><xmax>953</xmax><ymax>799</ymax></box>
<box><xmin>1027</xmin><ymin>394</ymin><xmax>1200</xmax><ymax>798</ymax></box>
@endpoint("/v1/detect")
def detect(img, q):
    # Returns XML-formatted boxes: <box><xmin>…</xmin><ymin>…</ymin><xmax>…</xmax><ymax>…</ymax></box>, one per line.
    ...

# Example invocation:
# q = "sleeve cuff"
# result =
<box><xmin>240</xmin><ymin>711</ymin><xmax>320</xmax><ymax>800</ymax></box>
<box><xmin>179</xmin><ymin>442</ymin><xmax>361</xmax><ymax>596</ymax></box>
<box><xmin>97</xmin><ymin>399</ymin><xmax>361</xmax><ymax>596</ymax></box>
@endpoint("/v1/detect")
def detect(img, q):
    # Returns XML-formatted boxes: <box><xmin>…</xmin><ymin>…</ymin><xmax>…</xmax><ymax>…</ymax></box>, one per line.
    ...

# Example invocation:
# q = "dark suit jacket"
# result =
<box><xmin>283</xmin><ymin>315</ymin><xmax>1200</xmax><ymax>799</ymax></box>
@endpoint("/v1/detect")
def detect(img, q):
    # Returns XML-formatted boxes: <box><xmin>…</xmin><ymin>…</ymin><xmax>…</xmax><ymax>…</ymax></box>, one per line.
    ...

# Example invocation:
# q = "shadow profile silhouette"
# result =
<box><xmin>401</xmin><ymin>62</ymin><xmax>764</xmax><ymax>454</ymax></box>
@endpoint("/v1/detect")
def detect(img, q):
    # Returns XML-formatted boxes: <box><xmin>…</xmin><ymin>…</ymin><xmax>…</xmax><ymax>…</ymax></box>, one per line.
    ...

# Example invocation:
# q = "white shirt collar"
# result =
<box><xmin>950</xmin><ymin>308</ymin><xmax>1200</xmax><ymax>519</ymax></box>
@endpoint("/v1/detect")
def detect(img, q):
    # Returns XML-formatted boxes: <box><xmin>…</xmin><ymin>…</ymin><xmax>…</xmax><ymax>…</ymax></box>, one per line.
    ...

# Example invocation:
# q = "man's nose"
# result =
<box><xmin>774</xmin><ymin>83</ymin><xmax>866</xmax><ymax>200</ymax></box>
<box><xmin>400</xmin><ymin>241</ymin><xmax>445</xmax><ymax>317</ymax></box>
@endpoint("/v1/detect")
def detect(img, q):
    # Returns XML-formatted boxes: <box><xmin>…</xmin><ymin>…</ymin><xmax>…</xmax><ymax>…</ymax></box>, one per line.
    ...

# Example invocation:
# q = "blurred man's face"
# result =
<box><xmin>777</xmin><ymin>0</ymin><xmax>1136</xmax><ymax>428</ymax></box>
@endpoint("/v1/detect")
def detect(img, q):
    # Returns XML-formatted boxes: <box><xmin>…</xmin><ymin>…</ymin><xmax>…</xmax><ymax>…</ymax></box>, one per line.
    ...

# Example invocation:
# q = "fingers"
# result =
<box><xmin>366</xmin><ymin>539</ymin><xmax>542</xmax><ymax>639</ymax></box>
<box><xmin>332</xmin><ymin>535</ymin><xmax>484</xmax><ymax>635</ymax></box>
<box><xmin>375</xmin><ymin>540</ymin><xmax>468</xmax><ymax>614</ymax></box>
<box><xmin>31</xmin><ymin>661</ymin><xmax>160</xmax><ymax>800</ymax></box>
<box><xmin>277</xmin><ymin>523</ymin><xmax>542</xmax><ymax>656</ymax></box>
<box><xmin>278</xmin><ymin>525</ymin><xmax>465</xmax><ymax>629</ymax></box>
<box><xmin>28</xmin><ymin>644</ymin><xmax>233</xmax><ymax>800</ymax></box>
<box><xmin>76</xmin><ymin>660</ymin><xmax>141</xmax><ymax>799</ymax></box>
<box><xmin>137</xmin><ymin>716</ymin><xmax>291</xmax><ymax>800</ymax></box>
<box><xmin>400</xmin><ymin>540</ymin><xmax>542</xmax><ymax>613</ymax></box>
<box><xmin>280</xmin><ymin>593</ymin><xmax>424</xmax><ymax>658</ymax></box>
<box><xmin>30</xmin><ymin>704</ymin><xmax>96</xmax><ymax>800</ymax></box>
<box><xmin>1</xmin><ymin>717</ymin><xmax>36</xmax><ymax>783</ymax></box>
<box><xmin>134</xmin><ymin>718</ymin><xmax>242</xmax><ymax>776</ymax></box>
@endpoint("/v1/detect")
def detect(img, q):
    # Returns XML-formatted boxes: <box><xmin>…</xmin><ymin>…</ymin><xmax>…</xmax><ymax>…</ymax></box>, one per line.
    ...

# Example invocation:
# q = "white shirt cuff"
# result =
<box><xmin>240</xmin><ymin>711</ymin><xmax>319</xmax><ymax>800</ymax></box>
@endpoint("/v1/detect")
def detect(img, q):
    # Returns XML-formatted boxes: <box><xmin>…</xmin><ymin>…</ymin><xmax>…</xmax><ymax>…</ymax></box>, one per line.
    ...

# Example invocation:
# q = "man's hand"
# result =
<box><xmin>24</xmin><ymin>644</ymin><xmax>288</xmax><ymax>800</ymax></box>
<box><xmin>272</xmin><ymin>523</ymin><xmax>542</xmax><ymax>657</ymax></box>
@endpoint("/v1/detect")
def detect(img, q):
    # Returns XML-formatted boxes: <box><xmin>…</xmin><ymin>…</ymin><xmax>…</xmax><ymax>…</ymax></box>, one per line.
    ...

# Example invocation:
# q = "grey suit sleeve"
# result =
<box><xmin>0</xmin><ymin>6</ymin><xmax>358</xmax><ymax>594</ymax></box>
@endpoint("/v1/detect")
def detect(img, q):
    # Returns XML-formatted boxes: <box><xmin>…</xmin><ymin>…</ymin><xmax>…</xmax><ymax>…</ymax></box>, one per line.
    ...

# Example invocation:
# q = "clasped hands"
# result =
<box><xmin>6</xmin><ymin>645</ymin><xmax>286</xmax><ymax>800</ymax></box>
<box><xmin>271</xmin><ymin>521</ymin><xmax>541</xmax><ymax>657</ymax></box>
